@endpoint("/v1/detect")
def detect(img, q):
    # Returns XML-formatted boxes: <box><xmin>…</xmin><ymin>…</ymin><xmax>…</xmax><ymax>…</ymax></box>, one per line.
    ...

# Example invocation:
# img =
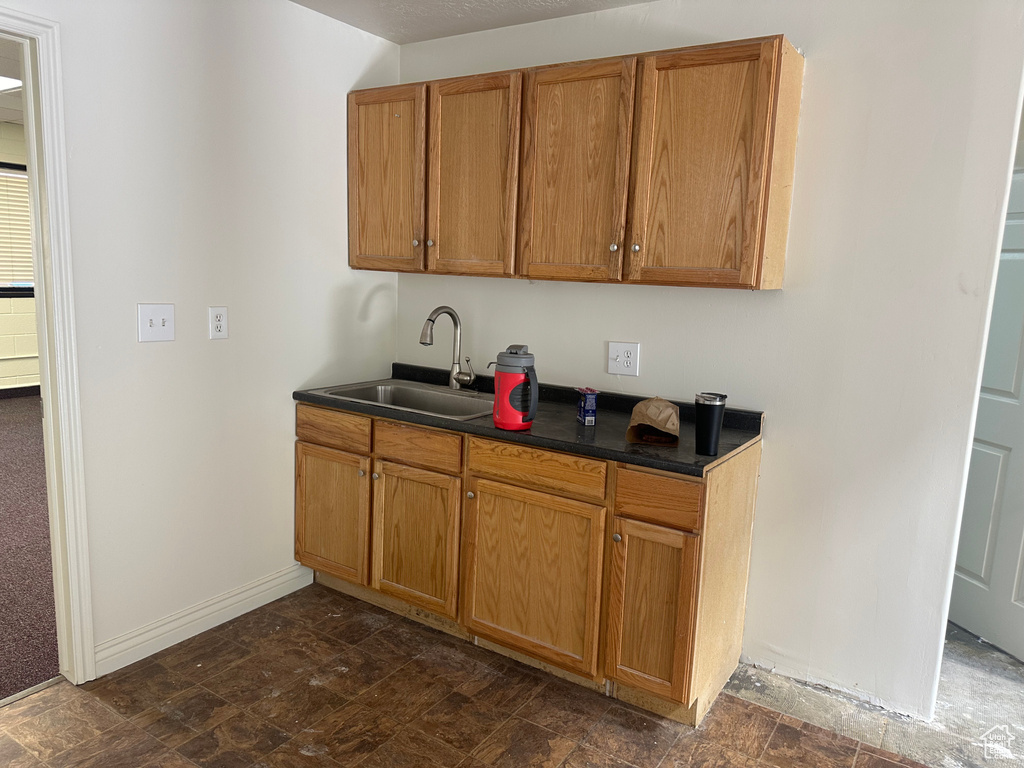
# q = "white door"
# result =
<box><xmin>949</xmin><ymin>159</ymin><xmax>1024</xmax><ymax>660</ymax></box>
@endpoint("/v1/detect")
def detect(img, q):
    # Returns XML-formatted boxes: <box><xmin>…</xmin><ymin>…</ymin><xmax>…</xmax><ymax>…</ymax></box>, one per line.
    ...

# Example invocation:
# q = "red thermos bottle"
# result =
<box><xmin>489</xmin><ymin>345</ymin><xmax>538</xmax><ymax>431</ymax></box>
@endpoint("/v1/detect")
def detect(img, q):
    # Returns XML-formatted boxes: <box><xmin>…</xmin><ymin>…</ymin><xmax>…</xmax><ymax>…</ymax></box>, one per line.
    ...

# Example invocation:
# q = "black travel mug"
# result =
<box><xmin>694</xmin><ymin>393</ymin><xmax>727</xmax><ymax>456</ymax></box>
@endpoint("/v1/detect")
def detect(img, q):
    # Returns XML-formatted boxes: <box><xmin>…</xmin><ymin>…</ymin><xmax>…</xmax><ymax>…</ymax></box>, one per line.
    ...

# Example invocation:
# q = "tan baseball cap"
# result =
<box><xmin>625</xmin><ymin>397</ymin><xmax>679</xmax><ymax>445</ymax></box>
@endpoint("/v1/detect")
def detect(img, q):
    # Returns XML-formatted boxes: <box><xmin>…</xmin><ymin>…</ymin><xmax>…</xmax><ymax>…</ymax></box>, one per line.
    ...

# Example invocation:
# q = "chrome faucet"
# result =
<box><xmin>419</xmin><ymin>306</ymin><xmax>476</xmax><ymax>390</ymax></box>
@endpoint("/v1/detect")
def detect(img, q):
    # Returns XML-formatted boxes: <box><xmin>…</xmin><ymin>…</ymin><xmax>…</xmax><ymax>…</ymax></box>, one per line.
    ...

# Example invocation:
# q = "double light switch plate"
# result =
<box><xmin>138</xmin><ymin>304</ymin><xmax>174</xmax><ymax>342</ymax></box>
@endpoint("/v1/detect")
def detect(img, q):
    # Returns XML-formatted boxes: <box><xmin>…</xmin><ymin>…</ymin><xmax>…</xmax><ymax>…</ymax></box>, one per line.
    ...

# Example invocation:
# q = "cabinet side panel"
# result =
<box><xmin>759</xmin><ymin>38</ymin><xmax>804</xmax><ymax>290</ymax></box>
<box><xmin>689</xmin><ymin>440</ymin><xmax>762</xmax><ymax>707</ymax></box>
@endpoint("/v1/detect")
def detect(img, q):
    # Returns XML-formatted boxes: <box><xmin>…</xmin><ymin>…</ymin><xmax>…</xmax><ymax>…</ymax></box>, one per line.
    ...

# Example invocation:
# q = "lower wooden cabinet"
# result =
<box><xmin>460</xmin><ymin>477</ymin><xmax>606</xmax><ymax>678</ymax></box>
<box><xmin>295</xmin><ymin>441</ymin><xmax>371</xmax><ymax>585</ymax></box>
<box><xmin>604</xmin><ymin>516</ymin><xmax>699</xmax><ymax>702</ymax></box>
<box><xmin>372</xmin><ymin>459</ymin><xmax>461</xmax><ymax>619</ymax></box>
<box><xmin>295</xmin><ymin>402</ymin><xmax>762</xmax><ymax>726</ymax></box>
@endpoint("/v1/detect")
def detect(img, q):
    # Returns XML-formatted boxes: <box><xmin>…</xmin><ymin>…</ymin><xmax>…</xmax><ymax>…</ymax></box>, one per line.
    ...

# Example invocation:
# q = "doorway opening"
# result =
<box><xmin>941</xmin><ymin>111</ymin><xmax>1024</xmax><ymax>763</ymax></box>
<box><xmin>0</xmin><ymin>33</ymin><xmax>58</xmax><ymax>705</ymax></box>
<box><xmin>0</xmin><ymin>8</ymin><xmax>94</xmax><ymax>701</ymax></box>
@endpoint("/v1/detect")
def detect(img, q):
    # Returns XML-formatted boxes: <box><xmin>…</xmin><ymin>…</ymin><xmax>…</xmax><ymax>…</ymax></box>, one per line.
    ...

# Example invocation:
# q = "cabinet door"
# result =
<box><xmin>372</xmin><ymin>460</ymin><xmax>461</xmax><ymax>619</ymax></box>
<box><xmin>348</xmin><ymin>84</ymin><xmax>427</xmax><ymax>271</ymax></box>
<box><xmin>625</xmin><ymin>38</ymin><xmax>778</xmax><ymax>287</ymax></box>
<box><xmin>518</xmin><ymin>58</ymin><xmax>635</xmax><ymax>281</ymax></box>
<box><xmin>605</xmin><ymin>517</ymin><xmax>699</xmax><ymax>702</ymax></box>
<box><xmin>295</xmin><ymin>441</ymin><xmax>371</xmax><ymax>585</ymax></box>
<box><xmin>461</xmin><ymin>478</ymin><xmax>606</xmax><ymax>677</ymax></box>
<box><xmin>426</xmin><ymin>72</ymin><xmax>521</xmax><ymax>276</ymax></box>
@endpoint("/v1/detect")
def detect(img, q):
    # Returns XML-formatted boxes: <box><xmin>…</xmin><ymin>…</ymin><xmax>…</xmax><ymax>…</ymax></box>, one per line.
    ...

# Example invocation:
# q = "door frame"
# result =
<box><xmin>1</xmin><ymin>8</ymin><xmax>95</xmax><ymax>683</ymax></box>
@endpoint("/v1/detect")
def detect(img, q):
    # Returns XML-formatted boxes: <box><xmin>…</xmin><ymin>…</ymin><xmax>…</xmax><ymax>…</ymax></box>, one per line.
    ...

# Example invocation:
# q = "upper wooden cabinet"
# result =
<box><xmin>346</xmin><ymin>36</ymin><xmax>798</xmax><ymax>288</ymax></box>
<box><xmin>348</xmin><ymin>74</ymin><xmax>521</xmax><ymax>276</ymax></box>
<box><xmin>625</xmin><ymin>37</ymin><xmax>802</xmax><ymax>288</ymax></box>
<box><xmin>347</xmin><ymin>84</ymin><xmax>427</xmax><ymax>272</ymax></box>
<box><xmin>428</xmin><ymin>73</ymin><xmax>522</xmax><ymax>276</ymax></box>
<box><xmin>518</xmin><ymin>58</ymin><xmax>636</xmax><ymax>281</ymax></box>
<box><xmin>348</xmin><ymin>35</ymin><xmax>803</xmax><ymax>287</ymax></box>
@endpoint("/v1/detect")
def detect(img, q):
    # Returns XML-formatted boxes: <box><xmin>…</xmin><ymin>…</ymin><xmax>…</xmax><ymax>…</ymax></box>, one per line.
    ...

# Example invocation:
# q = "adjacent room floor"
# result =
<box><xmin>0</xmin><ymin>394</ymin><xmax>58</xmax><ymax>703</ymax></box>
<box><xmin>727</xmin><ymin>623</ymin><xmax>1024</xmax><ymax>768</ymax></box>
<box><xmin>0</xmin><ymin>583</ymin><xmax>927</xmax><ymax>767</ymax></box>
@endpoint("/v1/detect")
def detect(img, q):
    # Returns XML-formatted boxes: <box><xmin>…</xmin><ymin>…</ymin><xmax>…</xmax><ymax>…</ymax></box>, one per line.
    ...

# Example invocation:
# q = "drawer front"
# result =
<box><xmin>375</xmin><ymin>420</ymin><xmax>463</xmax><ymax>475</ymax></box>
<box><xmin>296</xmin><ymin>403</ymin><xmax>372</xmax><ymax>454</ymax></box>
<box><xmin>467</xmin><ymin>437</ymin><xmax>607</xmax><ymax>502</ymax></box>
<box><xmin>615</xmin><ymin>467</ymin><xmax>702</xmax><ymax>531</ymax></box>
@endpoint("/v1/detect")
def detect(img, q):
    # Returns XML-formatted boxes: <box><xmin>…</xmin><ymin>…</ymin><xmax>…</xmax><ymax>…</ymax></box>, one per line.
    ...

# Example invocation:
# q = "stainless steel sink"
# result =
<box><xmin>309</xmin><ymin>379</ymin><xmax>493</xmax><ymax>421</ymax></box>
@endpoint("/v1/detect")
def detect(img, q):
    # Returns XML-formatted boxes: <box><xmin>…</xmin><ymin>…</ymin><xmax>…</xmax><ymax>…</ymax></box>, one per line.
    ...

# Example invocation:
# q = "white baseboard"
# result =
<box><xmin>93</xmin><ymin>564</ymin><xmax>312</xmax><ymax>678</ymax></box>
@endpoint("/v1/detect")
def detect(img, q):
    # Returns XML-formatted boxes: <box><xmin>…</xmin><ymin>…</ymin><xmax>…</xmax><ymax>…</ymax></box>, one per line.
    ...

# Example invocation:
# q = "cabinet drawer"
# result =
<box><xmin>296</xmin><ymin>404</ymin><xmax>372</xmax><ymax>454</ymax></box>
<box><xmin>467</xmin><ymin>437</ymin><xmax>607</xmax><ymax>502</ymax></box>
<box><xmin>375</xmin><ymin>420</ymin><xmax>462</xmax><ymax>475</ymax></box>
<box><xmin>615</xmin><ymin>467</ymin><xmax>702</xmax><ymax>531</ymax></box>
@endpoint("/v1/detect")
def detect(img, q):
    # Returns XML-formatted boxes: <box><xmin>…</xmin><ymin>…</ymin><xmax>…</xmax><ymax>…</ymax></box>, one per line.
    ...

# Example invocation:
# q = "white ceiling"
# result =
<box><xmin>289</xmin><ymin>0</ymin><xmax>654</xmax><ymax>44</ymax></box>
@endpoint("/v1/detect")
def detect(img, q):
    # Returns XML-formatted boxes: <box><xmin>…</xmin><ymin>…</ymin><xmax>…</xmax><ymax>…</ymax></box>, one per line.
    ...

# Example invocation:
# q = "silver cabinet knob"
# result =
<box><xmin>631</xmin><ymin>244</ymin><xmax>640</xmax><ymax>253</ymax></box>
<box><xmin>609</xmin><ymin>243</ymin><xmax>618</xmax><ymax>252</ymax></box>
<box><xmin>371</xmin><ymin>472</ymin><xmax>379</xmax><ymax>480</ymax></box>
<box><xmin>466</xmin><ymin>491</ymin><xmax>475</xmax><ymax>499</ymax></box>
<box><xmin>426</xmin><ymin>239</ymin><xmax>434</xmax><ymax>247</ymax></box>
<box><xmin>612</xmin><ymin>533</ymin><xmax>622</xmax><ymax>542</ymax></box>
<box><xmin>412</xmin><ymin>239</ymin><xmax>420</xmax><ymax>247</ymax></box>
<box><xmin>357</xmin><ymin>470</ymin><xmax>365</xmax><ymax>477</ymax></box>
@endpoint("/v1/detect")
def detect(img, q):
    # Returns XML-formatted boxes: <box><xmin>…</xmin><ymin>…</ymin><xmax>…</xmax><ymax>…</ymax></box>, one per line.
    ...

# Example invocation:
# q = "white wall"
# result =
<box><xmin>398</xmin><ymin>1</ymin><xmax>1024</xmax><ymax>717</ymax></box>
<box><xmin>1</xmin><ymin>0</ymin><xmax>398</xmax><ymax>670</ymax></box>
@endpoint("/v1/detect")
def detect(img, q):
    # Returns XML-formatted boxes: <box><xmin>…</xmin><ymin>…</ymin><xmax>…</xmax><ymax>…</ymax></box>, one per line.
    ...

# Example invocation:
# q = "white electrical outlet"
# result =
<box><xmin>209</xmin><ymin>306</ymin><xmax>228</xmax><ymax>339</ymax></box>
<box><xmin>608</xmin><ymin>341</ymin><xmax>640</xmax><ymax>376</ymax></box>
<box><xmin>138</xmin><ymin>304</ymin><xmax>175</xmax><ymax>342</ymax></box>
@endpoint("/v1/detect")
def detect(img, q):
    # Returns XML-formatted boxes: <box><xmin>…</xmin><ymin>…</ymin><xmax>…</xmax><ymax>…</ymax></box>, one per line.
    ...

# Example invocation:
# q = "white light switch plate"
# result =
<box><xmin>138</xmin><ymin>303</ymin><xmax>175</xmax><ymax>342</ymax></box>
<box><xmin>608</xmin><ymin>341</ymin><xmax>640</xmax><ymax>375</ymax></box>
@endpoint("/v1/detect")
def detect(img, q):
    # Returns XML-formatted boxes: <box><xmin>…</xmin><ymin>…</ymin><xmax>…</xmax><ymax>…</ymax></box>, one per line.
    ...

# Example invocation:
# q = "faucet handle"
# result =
<box><xmin>454</xmin><ymin>356</ymin><xmax>476</xmax><ymax>387</ymax></box>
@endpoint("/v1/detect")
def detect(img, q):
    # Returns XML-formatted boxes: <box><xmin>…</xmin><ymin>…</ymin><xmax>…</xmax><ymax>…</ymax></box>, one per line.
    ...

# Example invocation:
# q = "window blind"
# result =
<box><xmin>0</xmin><ymin>168</ymin><xmax>31</xmax><ymax>288</ymax></box>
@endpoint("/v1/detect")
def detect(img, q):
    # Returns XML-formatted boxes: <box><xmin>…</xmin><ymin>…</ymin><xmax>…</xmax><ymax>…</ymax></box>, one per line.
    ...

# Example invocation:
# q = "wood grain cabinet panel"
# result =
<box><xmin>427</xmin><ymin>72</ymin><xmax>521</xmax><ymax>276</ymax></box>
<box><xmin>605</xmin><ymin>516</ymin><xmax>699</xmax><ymax>702</ymax></box>
<box><xmin>518</xmin><ymin>58</ymin><xmax>635</xmax><ymax>281</ymax></box>
<box><xmin>295</xmin><ymin>441</ymin><xmax>371</xmax><ymax>585</ymax></box>
<box><xmin>467</xmin><ymin>437</ymin><xmax>607</xmax><ymax>502</ymax></box>
<box><xmin>615</xmin><ymin>466</ymin><xmax>702</xmax><ymax>532</ymax></box>
<box><xmin>348</xmin><ymin>84</ymin><xmax>427</xmax><ymax>272</ymax></box>
<box><xmin>347</xmin><ymin>36</ymin><xmax>802</xmax><ymax>288</ymax></box>
<box><xmin>625</xmin><ymin>36</ymin><xmax>802</xmax><ymax>288</ymax></box>
<box><xmin>296</xmin><ymin>404</ymin><xmax>372</xmax><ymax>455</ymax></box>
<box><xmin>461</xmin><ymin>477</ymin><xmax>606</xmax><ymax>677</ymax></box>
<box><xmin>375</xmin><ymin>420</ymin><xmax>462</xmax><ymax>475</ymax></box>
<box><xmin>372</xmin><ymin>460</ymin><xmax>461</xmax><ymax>619</ymax></box>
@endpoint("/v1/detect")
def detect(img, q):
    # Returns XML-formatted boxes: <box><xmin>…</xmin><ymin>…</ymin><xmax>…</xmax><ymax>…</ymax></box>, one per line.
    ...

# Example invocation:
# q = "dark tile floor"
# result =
<box><xmin>727</xmin><ymin>623</ymin><xmax>1024</xmax><ymax>768</ymax></box>
<box><xmin>0</xmin><ymin>584</ymin><xmax>932</xmax><ymax>767</ymax></box>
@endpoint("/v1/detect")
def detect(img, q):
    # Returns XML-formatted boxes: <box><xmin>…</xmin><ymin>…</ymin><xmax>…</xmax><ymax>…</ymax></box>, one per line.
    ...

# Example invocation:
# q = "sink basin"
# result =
<box><xmin>310</xmin><ymin>379</ymin><xmax>493</xmax><ymax>421</ymax></box>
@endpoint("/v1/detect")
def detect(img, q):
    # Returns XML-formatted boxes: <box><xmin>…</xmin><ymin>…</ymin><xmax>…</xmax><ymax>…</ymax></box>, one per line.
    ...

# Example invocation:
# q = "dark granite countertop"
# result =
<box><xmin>293</xmin><ymin>364</ymin><xmax>763</xmax><ymax>478</ymax></box>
